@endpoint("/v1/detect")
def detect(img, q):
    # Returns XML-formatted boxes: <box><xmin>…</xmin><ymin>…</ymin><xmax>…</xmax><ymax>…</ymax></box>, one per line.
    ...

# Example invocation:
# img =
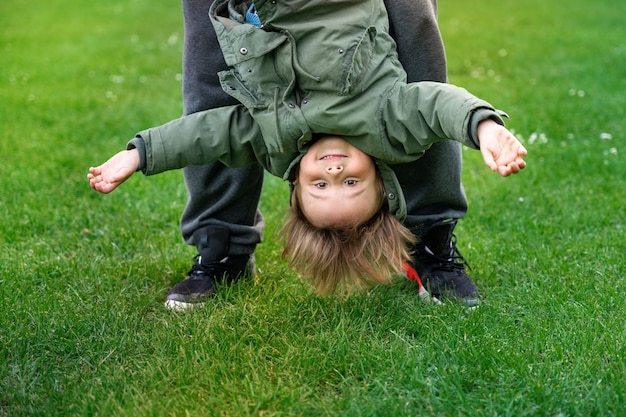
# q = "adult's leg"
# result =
<box><xmin>384</xmin><ymin>0</ymin><xmax>479</xmax><ymax>305</ymax></box>
<box><xmin>165</xmin><ymin>0</ymin><xmax>264</xmax><ymax>310</ymax></box>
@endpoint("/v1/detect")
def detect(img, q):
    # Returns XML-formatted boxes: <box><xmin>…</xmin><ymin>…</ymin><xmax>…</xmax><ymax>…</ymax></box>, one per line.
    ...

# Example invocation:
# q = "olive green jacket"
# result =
<box><xmin>132</xmin><ymin>0</ymin><xmax>505</xmax><ymax>219</ymax></box>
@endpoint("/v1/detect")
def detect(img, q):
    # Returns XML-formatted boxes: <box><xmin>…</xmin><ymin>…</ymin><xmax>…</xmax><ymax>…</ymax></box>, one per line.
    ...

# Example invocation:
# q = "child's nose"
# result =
<box><xmin>326</xmin><ymin>165</ymin><xmax>343</xmax><ymax>174</ymax></box>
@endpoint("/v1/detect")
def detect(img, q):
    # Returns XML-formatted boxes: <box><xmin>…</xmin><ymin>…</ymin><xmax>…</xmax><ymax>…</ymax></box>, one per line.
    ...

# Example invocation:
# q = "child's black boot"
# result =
<box><xmin>407</xmin><ymin>219</ymin><xmax>479</xmax><ymax>307</ymax></box>
<box><xmin>165</xmin><ymin>225</ymin><xmax>254</xmax><ymax>311</ymax></box>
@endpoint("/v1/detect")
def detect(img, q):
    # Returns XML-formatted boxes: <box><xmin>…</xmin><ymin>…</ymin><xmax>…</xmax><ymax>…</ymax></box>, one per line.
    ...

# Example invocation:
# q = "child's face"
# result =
<box><xmin>295</xmin><ymin>135</ymin><xmax>380</xmax><ymax>228</ymax></box>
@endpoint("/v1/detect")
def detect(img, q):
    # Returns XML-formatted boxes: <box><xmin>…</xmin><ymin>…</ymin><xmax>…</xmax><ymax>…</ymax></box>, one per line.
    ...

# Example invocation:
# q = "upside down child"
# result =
<box><xmin>88</xmin><ymin>0</ymin><xmax>527</xmax><ymax>296</ymax></box>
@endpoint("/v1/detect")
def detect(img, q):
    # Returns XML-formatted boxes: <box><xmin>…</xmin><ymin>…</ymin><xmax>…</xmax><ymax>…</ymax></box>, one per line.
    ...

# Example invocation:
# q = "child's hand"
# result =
<box><xmin>477</xmin><ymin>119</ymin><xmax>527</xmax><ymax>176</ymax></box>
<box><xmin>87</xmin><ymin>149</ymin><xmax>140</xmax><ymax>193</ymax></box>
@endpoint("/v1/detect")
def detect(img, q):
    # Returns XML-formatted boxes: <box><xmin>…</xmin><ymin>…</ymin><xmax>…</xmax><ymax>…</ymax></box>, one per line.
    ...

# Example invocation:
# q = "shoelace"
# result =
<box><xmin>420</xmin><ymin>235</ymin><xmax>471</xmax><ymax>272</ymax></box>
<box><xmin>187</xmin><ymin>256</ymin><xmax>234</xmax><ymax>280</ymax></box>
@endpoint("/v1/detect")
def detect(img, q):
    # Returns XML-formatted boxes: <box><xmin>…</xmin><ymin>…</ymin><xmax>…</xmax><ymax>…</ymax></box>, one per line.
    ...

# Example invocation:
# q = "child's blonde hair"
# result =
<box><xmin>281</xmin><ymin>176</ymin><xmax>416</xmax><ymax>296</ymax></box>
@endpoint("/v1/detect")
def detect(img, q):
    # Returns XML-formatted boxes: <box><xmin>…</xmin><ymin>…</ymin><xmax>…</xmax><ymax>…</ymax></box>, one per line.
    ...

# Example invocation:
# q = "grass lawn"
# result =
<box><xmin>1</xmin><ymin>0</ymin><xmax>625</xmax><ymax>415</ymax></box>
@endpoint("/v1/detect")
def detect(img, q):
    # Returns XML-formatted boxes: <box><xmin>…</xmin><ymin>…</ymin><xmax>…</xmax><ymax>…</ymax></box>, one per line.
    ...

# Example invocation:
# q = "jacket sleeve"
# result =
<box><xmin>131</xmin><ymin>104</ymin><xmax>263</xmax><ymax>175</ymax></box>
<box><xmin>381</xmin><ymin>81</ymin><xmax>506</xmax><ymax>155</ymax></box>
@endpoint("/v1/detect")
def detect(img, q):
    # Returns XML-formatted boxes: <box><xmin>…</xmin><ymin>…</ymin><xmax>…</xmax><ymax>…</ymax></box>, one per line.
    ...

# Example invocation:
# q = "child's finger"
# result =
<box><xmin>518</xmin><ymin>144</ymin><xmax>528</xmax><ymax>157</ymax></box>
<box><xmin>497</xmin><ymin>165</ymin><xmax>514</xmax><ymax>176</ymax></box>
<box><xmin>498</xmin><ymin>159</ymin><xmax>526</xmax><ymax>176</ymax></box>
<box><xmin>482</xmin><ymin>152</ymin><xmax>498</xmax><ymax>172</ymax></box>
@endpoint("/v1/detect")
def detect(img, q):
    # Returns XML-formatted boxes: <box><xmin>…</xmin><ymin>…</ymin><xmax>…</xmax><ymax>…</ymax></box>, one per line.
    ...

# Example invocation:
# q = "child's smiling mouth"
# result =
<box><xmin>319</xmin><ymin>154</ymin><xmax>347</xmax><ymax>160</ymax></box>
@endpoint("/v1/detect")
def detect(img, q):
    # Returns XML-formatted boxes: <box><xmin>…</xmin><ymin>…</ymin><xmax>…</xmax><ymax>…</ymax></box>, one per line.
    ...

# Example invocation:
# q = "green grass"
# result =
<box><xmin>1</xmin><ymin>0</ymin><xmax>625</xmax><ymax>415</ymax></box>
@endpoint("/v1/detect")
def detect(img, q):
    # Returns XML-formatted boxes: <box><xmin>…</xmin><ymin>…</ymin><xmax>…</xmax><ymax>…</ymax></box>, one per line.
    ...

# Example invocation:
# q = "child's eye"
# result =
<box><xmin>344</xmin><ymin>179</ymin><xmax>358</xmax><ymax>186</ymax></box>
<box><xmin>314</xmin><ymin>182</ymin><xmax>327</xmax><ymax>189</ymax></box>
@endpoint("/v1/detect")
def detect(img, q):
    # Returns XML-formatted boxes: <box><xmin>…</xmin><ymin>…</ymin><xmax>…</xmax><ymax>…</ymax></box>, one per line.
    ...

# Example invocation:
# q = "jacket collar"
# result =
<box><xmin>376</xmin><ymin>161</ymin><xmax>406</xmax><ymax>221</ymax></box>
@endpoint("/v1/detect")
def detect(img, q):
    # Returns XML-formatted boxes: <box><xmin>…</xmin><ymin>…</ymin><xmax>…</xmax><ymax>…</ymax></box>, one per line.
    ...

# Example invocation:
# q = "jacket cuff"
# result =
<box><xmin>127</xmin><ymin>136</ymin><xmax>147</xmax><ymax>174</ymax></box>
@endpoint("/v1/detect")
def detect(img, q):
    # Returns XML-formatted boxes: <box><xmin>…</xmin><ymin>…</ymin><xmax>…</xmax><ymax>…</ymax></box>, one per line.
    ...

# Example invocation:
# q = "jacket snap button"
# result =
<box><xmin>388</xmin><ymin>192</ymin><xmax>396</xmax><ymax>200</ymax></box>
<box><xmin>240</xmin><ymin>47</ymin><xmax>248</xmax><ymax>55</ymax></box>
<box><xmin>288</xmin><ymin>103</ymin><xmax>295</xmax><ymax>108</ymax></box>
<box><xmin>338</xmin><ymin>48</ymin><xmax>345</xmax><ymax>54</ymax></box>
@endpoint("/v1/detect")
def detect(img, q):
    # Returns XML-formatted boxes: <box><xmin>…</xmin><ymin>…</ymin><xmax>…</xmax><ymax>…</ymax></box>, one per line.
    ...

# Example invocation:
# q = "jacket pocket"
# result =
<box><xmin>219</xmin><ymin>69</ymin><xmax>267</xmax><ymax>109</ymax></box>
<box><xmin>339</xmin><ymin>26</ymin><xmax>377</xmax><ymax>96</ymax></box>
